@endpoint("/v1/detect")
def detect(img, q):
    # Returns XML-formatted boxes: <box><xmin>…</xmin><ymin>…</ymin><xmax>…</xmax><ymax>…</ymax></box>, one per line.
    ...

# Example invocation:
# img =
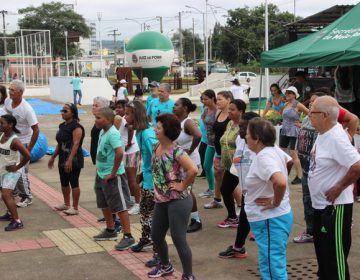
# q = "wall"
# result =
<box><xmin>49</xmin><ymin>77</ymin><xmax>114</xmax><ymax>105</ymax></box>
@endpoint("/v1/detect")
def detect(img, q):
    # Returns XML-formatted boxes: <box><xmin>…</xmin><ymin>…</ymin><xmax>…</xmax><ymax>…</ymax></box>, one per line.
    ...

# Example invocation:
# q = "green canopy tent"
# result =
<box><xmin>261</xmin><ymin>3</ymin><xmax>360</xmax><ymax>68</ymax></box>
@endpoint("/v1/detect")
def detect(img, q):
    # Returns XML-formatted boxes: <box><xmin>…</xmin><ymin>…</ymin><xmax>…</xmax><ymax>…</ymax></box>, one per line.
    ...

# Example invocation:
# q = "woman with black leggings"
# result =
<box><xmin>148</xmin><ymin>113</ymin><xmax>198</xmax><ymax>280</ymax></box>
<box><xmin>218</xmin><ymin>112</ymin><xmax>259</xmax><ymax>258</ymax></box>
<box><xmin>217</xmin><ymin>99</ymin><xmax>246</xmax><ymax>228</ymax></box>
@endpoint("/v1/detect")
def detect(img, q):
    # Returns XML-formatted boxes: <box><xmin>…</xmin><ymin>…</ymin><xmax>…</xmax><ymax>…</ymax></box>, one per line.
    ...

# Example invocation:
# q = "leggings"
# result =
<box><xmin>235</xmin><ymin>195</ymin><xmax>251</xmax><ymax>248</ymax></box>
<box><xmin>152</xmin><ymin>196</ymin><xmax>193</xmax><ymax>276</ymax></box>
<box><xmin>220</xmin><ymin>170</ymin><xmax>239</xmax><ymax>219</ymax></box>
<box><xmin>198</xmin><ymin>141</ymin><xmax>207</xmax><ymax>176</ymax></box>
<box><xmin>203</xmin><ymin>146</ymin><xmax>215</xmax><ymax>191</ymax></box>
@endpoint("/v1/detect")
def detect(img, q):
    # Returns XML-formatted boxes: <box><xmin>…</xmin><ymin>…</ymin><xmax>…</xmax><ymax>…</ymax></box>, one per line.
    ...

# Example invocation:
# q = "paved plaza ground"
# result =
<box><xmin>0</xmin><ymin>99</ymin><xmax>359</xmax><ymax>280</ymax></box>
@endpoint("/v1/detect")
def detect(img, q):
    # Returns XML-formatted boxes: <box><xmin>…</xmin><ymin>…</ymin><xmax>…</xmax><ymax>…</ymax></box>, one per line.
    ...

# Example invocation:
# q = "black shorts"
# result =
<box><xmin>95</xmin><ymin>173</ymin><xmax>131</xmax><ymax>213</ymax></box>
<box><xmin>58</xmin><ymin>167</ymin><xmax>81</xmax><ymax>188</ymax></box>
<box><xmin>279</xmin><ymin>134</ymin><xmax>297</xmax><ymax>150</ymax></box>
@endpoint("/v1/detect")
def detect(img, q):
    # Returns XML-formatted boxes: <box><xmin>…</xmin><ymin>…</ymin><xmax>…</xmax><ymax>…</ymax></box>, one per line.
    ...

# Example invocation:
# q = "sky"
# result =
<box><xmin>2</xmin><ymin>0</ymin><xmax>359</xmax><ymax>40</ymax></box>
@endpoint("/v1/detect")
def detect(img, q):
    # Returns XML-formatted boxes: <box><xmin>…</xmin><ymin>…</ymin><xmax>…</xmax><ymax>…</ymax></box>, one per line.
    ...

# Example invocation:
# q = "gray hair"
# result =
<box><xmin>10</xmin><ymin>80</ymin><xmax>25</xmax><ymax>93</ymax></box>
<box><xmin>316</xmin><ymin>101</ymin><xmax>339</xmax><ymax>125</ymax></box>
<box><xmin>93</xmin><ymin>96</ymin><xmax>110</xmax><ymax>108</ymax></box>
<box><xmin>160</xmin><ymin>83</ymin><xmax>171</xmax><ymax>93</ymax></box>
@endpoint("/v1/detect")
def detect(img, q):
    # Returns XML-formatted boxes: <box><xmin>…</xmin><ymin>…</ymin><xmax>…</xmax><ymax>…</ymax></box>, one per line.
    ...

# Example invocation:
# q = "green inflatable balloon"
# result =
<box><xmin>125</xmin><ymin>31</ymin><xmax>174</xmax><ymax>82</ymax></box>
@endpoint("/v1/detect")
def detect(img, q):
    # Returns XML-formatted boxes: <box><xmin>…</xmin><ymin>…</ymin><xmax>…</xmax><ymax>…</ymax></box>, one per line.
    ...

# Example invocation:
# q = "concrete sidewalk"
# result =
<box><xmin>0</xmin><ymin>102</ymin><xmax>359</xmax><ymax>280</ymax></box>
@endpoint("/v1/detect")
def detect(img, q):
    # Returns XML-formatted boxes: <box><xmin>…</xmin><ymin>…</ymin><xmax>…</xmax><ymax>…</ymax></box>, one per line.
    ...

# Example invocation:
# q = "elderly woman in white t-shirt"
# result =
<box><xmin>245</xmin><ymin>117</ymin><xmax>293</xmax><ymax>280</ymax></box>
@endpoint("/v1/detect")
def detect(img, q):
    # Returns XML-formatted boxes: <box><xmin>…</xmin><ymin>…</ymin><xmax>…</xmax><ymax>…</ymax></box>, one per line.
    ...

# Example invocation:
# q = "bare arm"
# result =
<box><xmin>297</xmin><ymin>102</ymin><xmax>309</xmax><ymax>115</ymax></box>
<box><xmin>7</xmin><ymin>139</ymin><xmax>31</xmax><ymax>172</ymax></box>
<box><xmin>342</xmin><ymin>110</ymin><xmax>358</xmax><ymax>138</ymax></box>
<box><xmin>64</xmin><ymin>127</ymin><xmax>83</xmax><ymax>173</ymax></box>
<box><xmin>184</xmin><ymin>119</ymin><xmax>201</xmax><ymax>155</ymax></box>
<box><xmin>48</xmin><ymin>145</ymin><xmax>60</xmax><ymax>169</ymax></box>
<box><xmin>27</xmin><ymin>124</ymin><xmax>40</xmax><ymax>152</ymax></box>
<box><xmin>325</xmin><ymin>161</ymin><xmax>360</xmax><ymax>203</ymax></box>
<box><xmin>169</xmin><ymin>153</ymin><xmax>198</xmax><ymax>192</ymax></box>
<box><xmin>126</xmin><ymin>124</ymin><xmax>135</xmax><ymax>151</ymax></box>
<box><xmin>114</xmin><ymin>115</ymin><xmax>122</xmax><ymax>130</ymax></box>
<box><xmin>104</xmin><ymin>147</ymin><xmax>123</xmax><ymax>182</ymax></box>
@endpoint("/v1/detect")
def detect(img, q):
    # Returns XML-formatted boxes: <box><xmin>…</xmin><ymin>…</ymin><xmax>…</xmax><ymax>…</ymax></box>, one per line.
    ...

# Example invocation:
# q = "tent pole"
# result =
<box><xmin>258</xmin><ymin>67</ymin><xmax>263</xmax><ymax>115</ymax></box>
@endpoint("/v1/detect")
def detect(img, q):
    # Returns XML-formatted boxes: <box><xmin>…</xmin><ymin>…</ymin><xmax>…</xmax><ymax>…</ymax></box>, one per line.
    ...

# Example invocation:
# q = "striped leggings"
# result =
<box><xmin>313</xmin><ymin>204</ymin><xmax>352</xmax><ymax>280</ymax></box>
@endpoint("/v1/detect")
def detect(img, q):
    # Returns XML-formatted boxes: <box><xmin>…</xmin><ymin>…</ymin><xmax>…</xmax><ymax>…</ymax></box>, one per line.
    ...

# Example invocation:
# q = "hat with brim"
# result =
<box><xmin>120</xmin><ymin>79</ymin><xmax>127</xmax><ymax>84</ymax></box>
<box><xmin>285</xmin><ymin>86</ymin><xmax>299</xmax><ymax>99</ymax></box>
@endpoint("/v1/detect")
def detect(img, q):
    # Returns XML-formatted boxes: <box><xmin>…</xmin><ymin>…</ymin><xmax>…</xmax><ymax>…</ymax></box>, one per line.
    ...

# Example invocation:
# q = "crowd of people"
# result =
<box><xmin>0</xmin><ymin>77</ymin><xmax>360</xmax><ymax>280</ymax></box>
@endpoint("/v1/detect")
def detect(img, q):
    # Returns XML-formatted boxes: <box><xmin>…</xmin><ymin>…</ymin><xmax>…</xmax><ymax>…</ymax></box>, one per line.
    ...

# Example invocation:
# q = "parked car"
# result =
<box><xmin>238</xmin><ymin>72</ymin><xmax>257</xmax><ymax>80</ymax></box>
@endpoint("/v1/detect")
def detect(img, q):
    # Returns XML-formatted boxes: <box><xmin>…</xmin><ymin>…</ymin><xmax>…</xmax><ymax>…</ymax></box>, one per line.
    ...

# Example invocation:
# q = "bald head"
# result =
<box><xmin>312</xmin><ymin>96</ymin><xmax>339</xmax><ymax>124</ymax></box>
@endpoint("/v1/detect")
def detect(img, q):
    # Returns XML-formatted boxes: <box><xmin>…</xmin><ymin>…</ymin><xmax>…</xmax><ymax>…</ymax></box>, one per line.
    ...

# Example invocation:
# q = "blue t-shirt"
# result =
<box><xmin>70</xmin><ymin>77</ymin><xmax>82</xmax><ymax>91</ymax></box>
<box><xmin>199</xmin><ymin>104</ymin><xmax>208</xmax><ymax>144</ymax></box>
<box><xmin>146</xmin><ymin>95</ymin><xmax>155</xmax><ymax>112</ymax></box>
<box><xmin>136</xmin><ymin>126</ymin><xmax>158</xmax><ymax>190</ymax></box>
<box><xmin>147</xmin><ymin>98</ymin><xmax>176</xmax><ymax>126</ymax></box>
<box><xmin>96</xmin><ymin>126</ymin><xmax>125</xmax><ymax>179</ymax></box>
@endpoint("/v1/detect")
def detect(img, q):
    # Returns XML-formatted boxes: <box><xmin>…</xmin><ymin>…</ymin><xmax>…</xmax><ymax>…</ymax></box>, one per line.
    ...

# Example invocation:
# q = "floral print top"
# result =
<box><xmin>151</xmin><ymin>143</ymin><xmax>190</xmax><ymax>203</ymax></box>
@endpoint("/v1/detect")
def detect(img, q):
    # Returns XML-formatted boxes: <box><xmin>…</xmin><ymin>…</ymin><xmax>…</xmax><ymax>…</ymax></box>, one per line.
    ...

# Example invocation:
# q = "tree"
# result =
<box><xmin>212</xmin><ymin>4</ymin><xmax>296</xmax><ymax>66</ymax></box>
<box><xmin>18</xmin><ymin>1</ymin><xmax>91</xmax><ymax>58</ymax></box>
<box><xmin>171</xmin><ymin>29</ymin><xmax>203</xmax><ymax>64</ymax></box>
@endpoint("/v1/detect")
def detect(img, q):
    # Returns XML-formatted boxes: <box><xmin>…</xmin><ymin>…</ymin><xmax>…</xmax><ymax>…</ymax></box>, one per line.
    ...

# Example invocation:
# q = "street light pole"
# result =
<box><xmin>265</xmin><ymin>0</ymin><xmax>269</xmax><ymax>98</ymax></box>
<box><xmin>192</xmin><ymin>18</ymin><xmax>196</xmax><ymax>73</ymax></box>
<box><xmin>205</xmin><ymin>0</ymin><xmax>209</xmax><ymax>88</ymax></box>
<box><xmin>64</xmin><ymin>30</ymin><xmax>69</xmax><ymax>76</ymax></box>
<box><xmin>97</xmin><ymin>12</ymin><xmax>104</xmax><ymax>78</ymax></box>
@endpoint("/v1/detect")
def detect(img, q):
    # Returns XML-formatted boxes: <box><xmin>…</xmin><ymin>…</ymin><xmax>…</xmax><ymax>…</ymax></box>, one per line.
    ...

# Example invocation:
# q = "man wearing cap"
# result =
<box><xmin>116</xmin><ymin>79</ymin><xmax>129</xmax><ymax>102</ymax></box>
<box><xmin>293</xmin><ymin>71</ymin><xmax>314</xmax><ymax>105</ymax></box>
<box><xmin>147</xmin><ymin>83</ymin><xmax>175</xmax><ymax>126</ymax></box>
<box><xmin>4</xmin><ymin>80</ymin><xmax>39</xmax><ymax>208</ymax></box>
<box><xmin>146</xmin><ymin>81</ymin><xmax>159</xmax><ymax>112</ymax></box>
<box><xmin>308</xmin><ymin>96</ymin><xmax>360</xmax><ymax>280</ymax></box>
<box><xmin>279</xmin><ymin>86</ymin><xmax>308</xmax><ymax>185</ymax></box>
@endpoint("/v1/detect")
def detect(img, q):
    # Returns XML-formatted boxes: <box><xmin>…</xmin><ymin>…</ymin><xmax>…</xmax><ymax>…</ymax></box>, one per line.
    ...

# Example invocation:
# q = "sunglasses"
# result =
<box><xmin>60</xmin><ymin>109</ymin><xmax>69</xmax><ymax>113</ymax></box>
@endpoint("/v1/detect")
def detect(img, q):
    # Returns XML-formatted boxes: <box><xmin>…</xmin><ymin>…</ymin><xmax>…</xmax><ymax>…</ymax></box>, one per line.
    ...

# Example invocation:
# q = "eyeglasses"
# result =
<box><xmin>60</xmin><ymin>109</ymin><xmax>69</xmax><ymax>113</ymax></box>
<box><xmin>309</xmin><ymin>111</ymin><xmax>325</xmax><ymax>117</ymax></box>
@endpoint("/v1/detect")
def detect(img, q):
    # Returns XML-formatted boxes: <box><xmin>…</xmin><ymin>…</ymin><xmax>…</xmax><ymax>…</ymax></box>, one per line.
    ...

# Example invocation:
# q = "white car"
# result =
<box><xmin>238</xmin><ymin>72</ymin><xmax>257</xmax><ymax>80</ymax></box>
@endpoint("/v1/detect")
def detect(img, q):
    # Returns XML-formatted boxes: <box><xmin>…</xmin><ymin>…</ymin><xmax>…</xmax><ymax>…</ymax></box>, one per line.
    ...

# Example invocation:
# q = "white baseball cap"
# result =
<box><xmin>120</xmin><ymin>79</ymin><xmax>127</xmax><ymax>84</ymax></box>
<box><xmin>285</xmin><ymin>86</ymin><xmax>299</xmax><ymax>99</ymax></box>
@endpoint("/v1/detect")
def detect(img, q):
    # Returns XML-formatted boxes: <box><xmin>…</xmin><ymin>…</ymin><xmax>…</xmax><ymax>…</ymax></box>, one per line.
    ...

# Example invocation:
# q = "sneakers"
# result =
<box><xmin>128</xmin><ymin>203</ymin><xmax>140</xmax><ymax>215</ymax></box>
<box><xmin>130</xmin><ymin>238</ymin><xmax>153</xmax><ymax>252</ymax></box>
<box><xmin>198</xmin><ymin>189</ymin><xmax>214</xmax><ymax>198</ymax></box>
<box><xmin>187</xmin><ymin>219</ymin><xmax>202</xmax><ymax>233</ymax></box>
<box><xmin>93</xmin><ymin>229</ymin><xmax>118</xmax><ymax>241</ymax></box>
<box><xmin>0</xmin><ymin>212</ymin><xmax>12</xmax><ymax>221</ymax></box>
<box><xmin>16</xmin><ymin>198</ymin><xmax>33</xmax><ymax>208</ymax></box>
<box><xmin>54</xmin><ymin>204</ymin><xmax>70</xmax><ymax>211</ymax></box>
<box><xmin>204</xmin><ymin>200</ymin><xmax>223</xmax><ymax>209</ymax></box>
<box><xmin>293</xmin><ymin>232</ymin><xmax>313</xmax><ymax>243</ymax></box>
<box><xmin>148</xmin><ymin>263</ymin><xmax>174</xmax><ymax>278</ymax></box>
<box><xmin>5</xmin><ymin>220</ymin><xmax>24</xmax><ymax>231</ymax></box>
<box><xmin>217</xmin><ymin>218</ymin><xmax>238</xmax><ymax>228</ymax></box>
<box><xmin>291</xmin><ymin>176</ymin><xmax>302</xmax><ymax>185</ymax></box>
<box><xmin>97</xmin><ymin>217</ymin><xmax>106</xmax><ymax>222</ymax></box>
<box><xmin>181</xmin><ymin>274</ymin><xmax>196</xmax><ymax>280</ymax></box>
<box><xmin>145</xmin><ymin>254</ymin><xmax>160</xmax><ymax>268</ymax></box>
<box><xmin>115</xmin><ymin>235</ymin><xmax>135</xmax><ymax>251</ymax></box>
<box><xmin>218</xmin><ymin>245</ymin><xmax>248</xmax><ymax>259</ymax></box>
<box><xmin>63</xmin><ymin>207</ymin><xmax>79</xmax><ymax>215</ymax></box>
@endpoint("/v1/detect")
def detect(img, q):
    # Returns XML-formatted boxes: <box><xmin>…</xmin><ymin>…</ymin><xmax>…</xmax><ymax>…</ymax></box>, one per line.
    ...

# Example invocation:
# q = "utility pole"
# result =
<box><xmin>108</xmin><ymin>29</ymin><xmax>121</xmax><ymax>64</ymax></box>
<box><xmin>157</xmin><ymin>16</ymin><xmax>163</xmax><ymax>33</ymax></box>
<box><xmin>294</xmin><ymin>0</ymin><xmax>296</xmax><ymax>22</ymax></box>
<box><xmin>1</xmin><ymin>10</ymin><xmax>8</xmax><ymax>81</ymax></box>
<box><xmin>178</xmin><ymin>12</ymin><xmax>183</xmax><ymax>76</ymax></box>
<box><xmin>209</xmin><ymin>29</ymin><xmax>212</xmax><ymax>60</ymax></box>
<box><xmin>97</xmin><ymin>12</ymin><xmax>104</xmax><ymax>78</ymax></box>
<box><xmin>192</xmin><ymin>18</ymin><xmax>196</xmax><ymax>72</ymax></box>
